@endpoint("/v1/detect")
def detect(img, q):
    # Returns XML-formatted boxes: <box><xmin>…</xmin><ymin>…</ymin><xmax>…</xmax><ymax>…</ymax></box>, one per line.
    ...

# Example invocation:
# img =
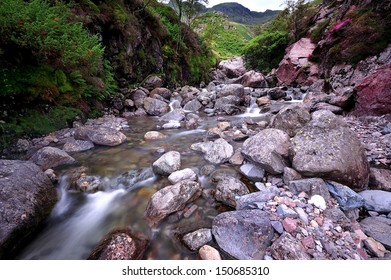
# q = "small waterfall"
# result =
<box><xmin>237</xmin><ymin>96</ymin><xmax>261</xmax><ymax>117</ymax></box>
<box><xmin>169</xmin><ymin>99</ymin><xmax>181</xmax><ymax>112</ymax></box>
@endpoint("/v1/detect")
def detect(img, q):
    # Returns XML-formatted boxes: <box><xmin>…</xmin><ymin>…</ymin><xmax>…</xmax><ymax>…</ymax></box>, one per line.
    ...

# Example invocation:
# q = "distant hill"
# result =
<box><xmin>207</xmin><ymin>2</ymin><xmax>280</xmax><ymax>25</ymax></box>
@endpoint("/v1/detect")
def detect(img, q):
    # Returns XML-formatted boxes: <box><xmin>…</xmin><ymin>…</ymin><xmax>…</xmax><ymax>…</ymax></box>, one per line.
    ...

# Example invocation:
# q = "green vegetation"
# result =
<box><xmin>193</xmin><ymin>12</ymin><xmax>253</xmax><ymax>59</ymax></box>
<box><xmin>242</xmin><ymin>31</ymin><xmax>289</xmax><ymax>73</ymax></box>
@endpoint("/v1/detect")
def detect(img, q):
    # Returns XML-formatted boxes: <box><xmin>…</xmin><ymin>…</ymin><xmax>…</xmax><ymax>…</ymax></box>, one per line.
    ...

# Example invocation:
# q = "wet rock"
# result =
<box><xmin>270</xmin><ymin>232</ymin><xmax>311</xmax><ymax>260</ymax></box>
<box><xmin>88</xmin><ymin>228</ymin><xmax>149</xmax><ymax>260</ymax></box>
<box><xmin>143</xmin><ymin>97</ymin><xmax>169</xmax><ymax>116</ymax></box>
<box><xmin>212</xmin><ymin>210</ymin><xmax>274</xmax><ymax>260</ymax></box>
<box><xmin>168</xmin><ymin>168</ymin><xmax>197</xmax><ymax>184</ymax></box>
<box><xmin>288</xmin><ymin>178</ymin><xmax>330</xmax><ymax>200</ymax></box>
<box><xmin>283</xmin><ymin>167</ymin><xmax>303</xmax><ymax>184</ymax></box>
<box><xmin>240</xmin><ymin>163</ymin><xmax>265</xmax><ymax>182</ymax></box>
<box><xmin>256</xmin><ymin>96</ymin><xmax>271</xmax><ymax>106</ymax></box>
<box><xmin>145</xmin><ymin>180</ymin><xmax>202</xmax><ymax>227</ymax></box>
<box><xmin>216</xmin><ymin>84</ymin><xmax>245</xmax><ymax>99</ymax></box>
<box><xmin>159</xmin><ymin>109</ymin><xmax>186</xmax><ymax>122</ymax></box>
<box><xmin>30</xmin><ymin>147</ymin><xmax>76</xmax><ymax>170</ymax></box>
<box><xmin>130</xmin><ymin>89</ymin><xmax>147</xmax><ymax>108</ymax></box>
<box><xmin>0</xmin><ymin>160</ymin><xmax>57</xmax><ymax>258</ymax></box>
<box><xmin>162</xmin><ymin>120</ymin><xmax>181</xmax><ymax>129</ymax></box>
<box><xmin>199</xmin><ymin>245</ymin><xmax>222</xmax><ymax>260</ymax></box>
<box><xmin>191</xmin><ymin>138</ymin><xmax>234</xmax><ymax>164</ymax></box>
<box><xmin>150</xmin><ymin>87</ymin><xmax>172</xmax><ymax>100</ymax></box>
<box><xmin>152</xmin><ymin>151</ymin><xmax>181</xmax><ymax>175</ymax></box>
<box><xmin>352</xmin><ymin>64</ymin><xmax>391</xmax><ymax>116</ymax></box>
<box><xmin>326</xmin><ymin>181</ymin><xmax>364</xmax><ymax>211</ymax></box>
<box><xmin>363</xmin><ymin>237</ymin><xmax>386</xmax><ymax>258</ymax></box>
<box><xmin>219</xmin><ymin>57</ymin><xmax>246</xmax><ymax>78</ymax></box>
<box><xmin>369</xmin><ymin>168</ymin><xmax>391</xmax><ymax>191</ymax></box>
<box><xmin>234</xmin><ymin>71</ymin><xmax>268</xmax><ymax>88</ymax></box>
<box><xmin>144</xmin><ymin>131</ymin><xmax>167</xmax><ymax>140</ymax></box>
<box><xmin>270</xmin><ymin>104</ymin><xmax>311</xmax><ymax>137</ymax></box>
<box><xmin>183</xmin><ymin>100</ymin><xmax>202</xmax><ymax>112</ymax></box>
<box><xmin>75</xmin><ymin>125</ymin><xmax>127</xmax><ymax>146</ymax></box>
<box><xmin>277</xmin><ymin>204</ymin><xmax>299</xmax><ymax>219</ymax></box>
<box><xmin>63</xmin><ymin>139</ymin><xmax>94</xmax><ymax>153</ymax></box>
<box><xmin>214</xmin><ymin>96</ymin><xmax>242</xmax><ymax>115</ymax></box>
<box><xmin>359</xmin><ymin>190</ymin><xmax>391</xmax><ymax>213</ymax></box>
<box><xmin>291</xmin><ymin>110</ymin><xmax>370</xmax><ymax>191</ymax></box>
<box><xmin>183</xmin><ymin>228</ymin><xmax>212</xmax><ymax>251</ymax></box>
<box><xmin>242</xmin><ymin>128</ymin><xmax>290</xmax><ymax>174</ymax></box>
<box><xmin>143</xmin><ymin>75</ymin><xmax>162</xmax><ymax>91</ymax></box>
<box><xmin>44</xmin><ymin>169</ymin><xmax>58</xmax><ymax>183</ymax></box>
<box><xmin>360</xmin><ymin>217</ymin><xmax>391</xmax><ymax>250</ymax></box>
<box><xmin>215</xmin><ymin>176</ymin><xmax>249</xmax><ymax>208</ymax></box>
<box><xmin>75</xmin><ymin>175</ymin><xmax>102</xmax><ymax>193</ymax></box>
<box><xmin>235</xmin><ymin>186</ymin><xmax>280</xmax><ymax>210</ymax></box>
<box><xmin>268</xmin><ymin>88</ymin><xmax>287</xmax><ymax>100</ymax></box>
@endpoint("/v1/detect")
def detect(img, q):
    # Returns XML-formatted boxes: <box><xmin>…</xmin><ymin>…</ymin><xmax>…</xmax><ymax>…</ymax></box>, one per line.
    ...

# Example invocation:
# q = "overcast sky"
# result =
<box><xmin>206</xmin><ymin>0</ymin><xmax>286</xmax><ymax>12</ymax></box>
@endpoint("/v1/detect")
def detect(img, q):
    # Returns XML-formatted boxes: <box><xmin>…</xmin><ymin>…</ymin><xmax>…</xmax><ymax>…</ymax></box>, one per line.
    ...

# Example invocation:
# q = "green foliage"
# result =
<box><xmin>310</xmin><ymin>19</ymin><xmax>329</xmax><ymax>43</ymax></box>
<box><xmin>0</xmin><ymin>0</ymin><xmax>116</xmax><ymax>105</ymax></box>
<box><xmin>242</xmin><ymin>31</ymin><xmax>289</xmax><ymax>73</ymax></box>
<box><xmin>0</xmin><ymin>106</ymin><xmax>81</xmax><ymax>148</ymax></box>
<box><xmin>193</xmin><ymin>12</ymin><xmax>253</xmax><ymax>59</ymax></box>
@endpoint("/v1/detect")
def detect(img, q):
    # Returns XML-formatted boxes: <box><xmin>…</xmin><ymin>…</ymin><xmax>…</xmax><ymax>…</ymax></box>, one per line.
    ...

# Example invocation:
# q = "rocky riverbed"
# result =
<box><xmin>1</xmin><ymin>63</ymin><xmax>391</xmax><ymax>260</ymax></box>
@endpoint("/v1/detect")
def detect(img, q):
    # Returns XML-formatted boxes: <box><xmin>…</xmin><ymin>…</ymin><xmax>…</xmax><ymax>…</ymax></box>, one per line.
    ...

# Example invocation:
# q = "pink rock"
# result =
<box><xmin>301</xmin><ymin>236</ymin><xmax>315</xmax><ymax>249</ymax></box>
<box><xmin>282</xmin><ymin>217</ymin><xmax>297</xmax><ymax>233</ymax></box>
<box><xmin>352</xmin><ymin>64</ymin><xmax>391</xmax><ymax>116</ymax></box>
<box><xmin>275</xmin><ymin>38</ymin><xmax>317</xmax><ymax>86</ymax></box>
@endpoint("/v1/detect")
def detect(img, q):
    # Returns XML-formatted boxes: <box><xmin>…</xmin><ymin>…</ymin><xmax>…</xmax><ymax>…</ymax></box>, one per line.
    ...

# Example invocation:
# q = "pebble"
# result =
<box><xmin>309</xmin><ymin>195</ymin><xmax>327</xmax><ymax>210</ymax></box>
<box><xmin>277</xmin><ymin>204</ymin><xmax>299</xmax><ymax>219</ymax></box>
<box><xmin>282</xmin><ymin>217</ymin><xmax>297</xmax><ymax>233</ymax></box>
<box><xmin>310</xmin><ymin>220</ymin><xmax>319</xmax><ymax>228</ymax></box>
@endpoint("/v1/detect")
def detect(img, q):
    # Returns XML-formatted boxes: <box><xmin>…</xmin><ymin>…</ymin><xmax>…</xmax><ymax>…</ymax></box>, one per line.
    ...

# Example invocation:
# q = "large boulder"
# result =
<box><xmin>159</xmin><ymin>109</ymin><xmax>186</xmax><ymax>122</ymax></box>
<box><xmin>152</xmin><ymin>151</ymin><xmax>181</xmax><ymax>175</ymax></box>
<box><xmin>142</xmin><ymin>75</ymin><xmax>162</xmax><ymax>91</ymax></box>
<box><xmin>241</xmin><ymin>128</ymin><xmax>291</xmax><ymax>174</ymax></box>
<box><xmin>360</xmin><ymin>217</ymin><xmax>391</xmax><ymax>250</ymax></box>
<box><xmin>215</xmin><ymin>176</ymin><xmax>249</xmax><ymax>208</ymax></box>
<box><xmin>218</xmin><ymin>57</ymin><xmax>247</xmax><ymax>78</ymax></box>
<box><xmin>214</xmin><ymin>96</ymin><xmax>242</xmax><ymax>115</ymax></box>
<box><xmin>150</xmin><ymin>87</ymin><xmax>172</xmax><ymax>100</ymax></box>
<box><xmin>212</xmin><ymin>210</ymin><xmax>274</xmax><ymax>260</ymax></box>
<box><xmin>275</xmin><ymin>38</ymin><xmax>317</xmax><ymax>86</ymax></box>
<box><xmin>359</xmin><ymin>190</ymin><xmax>391</xmax><ymax>213</ymax></box>
<box><xmin>0</xmin><ymin>160</ymin><xmax>57</xmax><ymax>258</ymax></box>
<box><xmin>270</xmin><ymin>104</ymin><xmax>311</xmax><ymax>137</ymax></box>
<box><xmin>30</xmin><ymin>147</ymin><xmax>76</xmax><ymax>170</ymax></box>
<box><xmin>143</xmin><ymin>97</ymin><xmax>169</xmax><ymax>116</ymax></box>
<box><xmin>369</xmin><ymin>168</ymin><xmax>391</xmax><ymax>191</ymax></box>
<box><xmin>291</xmin><ymin>110</ymin><xmax>370</xmax><ymax>191</ymax></box>
<box><xmin>233</xmin><ymin>71</ymin><xmax>268</xmax><ymax>88</ymax></box>
<box><xmin>145</xmin><ymin>180</ymin><xmax>202</xmax><ymax>227</ymax></box>
<box><xmin>75</xmin><ymin>125</ymin><xmax>127</xmax><ymax>147</ymax></box>
<box><xmin>216</xmin><ymin>84</ymin><xmax>245</xmax><ymax>99</ymax></box>
<box><xmin>352</xmin><ymin>64</ymin><xmax>391</xmax><ymax>116</ymax></box>
<box><xmin>88</xmin><ymin>228</ymin><xmax>149</xmax><ymax>260</ymax></box>
<box><xmin>63</xmin><ymin>139</ymin><xmax>94</xmax><ymax>153</ymax></box>
<box><xmin>191</xmin><ymin>138</ymin><xmax>234</xmax><ymax>165</ymax></box>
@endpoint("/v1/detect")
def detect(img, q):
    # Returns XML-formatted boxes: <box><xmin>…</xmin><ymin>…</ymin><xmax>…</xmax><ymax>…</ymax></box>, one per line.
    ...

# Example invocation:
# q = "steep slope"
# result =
<box><xmin>208</xmin><ymin>2</ymin><xmax>280</xmax><ymax>25</ymax></box>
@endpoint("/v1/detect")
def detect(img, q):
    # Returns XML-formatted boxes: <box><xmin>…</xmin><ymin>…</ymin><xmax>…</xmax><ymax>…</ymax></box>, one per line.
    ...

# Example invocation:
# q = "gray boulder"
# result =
<box><xmin>270</xmin><ymin>104</ymin><xmax>311</xmax><ymax>137</ymax></box>
<box><xmin>217</xmin><ymin>84</ymin><xmax>245</xmax><ymax>99</ymax></box>
<box><xmin>143</xmin><ymin>97</ymin><xmax>169</xmax><ymax>116</ymax></box>
<box><xmin>168</xmin><ymin>168</ymin><xmax>197</xmax><ymax>184</ymax></box>
<box><xmin>145</xmin><ymin>180</ymin><xmax>202</xmax><ymax>227</ymax></box>
<box><xmin>291</xmin><ymin>110</ymin><xmax>369</xmax><ymax>191</ymax></box>
<box><xmin>191</xmin><ymin>138</ymin><xmax>233</xmax><ymax>165</ymax></box>
<box><xmin>75</xmin><ymin>125</ymin><xmax>127</xmax><ymax>147</ymax></box>
<box><xmin>288</xmin><ymin>178</ymin><xmax>331</xmax><ymax>200</ymax></box>
<box><xmin>30</xmin><ymin>146</ymin><xmax>76</xmax><ymax>170</ymax></box>
<box><xmin>159</xmin><ymin>109</ymin><xmax>186</xmax><ymax>122</ymax></box>
<box><xmin>326</xmin><ymin>181</ymin><xmax>364</xmax><ymax>211</ymax></box>
<box><xmin>212</xmin><ymin>210</ymin><xmax>274</xmax><ymax>260</ymax></box>
<box><xmin>214</xmin><ymin>96</ymin><xmax>242</xmax><ymax>115</ymax></box>
<box><xmin>152</xmin><ymin>151</ymin><xmax>181</xmax><ymax>175</ymax></box>
<box><xmin>183</xmin><ymin>100</ymin><xmax>202</xmax><ymax>112</ymax></box>
<box><xmin>232</xmin><ymin>70</ymin><xmax>268</xmax><ymax>88</ymax></box>
<box><xmin>215</xmin><ymin>176</ymin><xmax>249</xmax><ymax>208</ymax></box>
<box><xmin>183</xmin><ymin>228</ymin><xmax>212</xmax><ymax>251</ymax></box>
<box><xmin>369</xmin><ymin>168</ymin><xmax>391</xmax><ymax>191</ymax></box>
<box><xmin>241</xmin><ymin>128</ymin><xmax>291</xmax><ymax>174</ymax></box>
<box><xmin>63</xmin><ymin>139</ymin><xmax>94</xmax><ymax>153</ymax></box>
<box><xmin>359</xmin><ymin>190</ymin><xmax>391</xmax><ymax>213</ymax></box>
<box><xmin>219</xmin><ymin>57</ymin><xmax>246</xmax><ymax>78</ymax></box>
<box><xmin>142</xmin><ymin>75</ymin><xmax>162</xmax><ymax>91</ymax></box>
<box><xmin>240</xmin><ymin>163</ymin><xmax>265</xmax><ymax>182</ymax></box>
<box><xmin>360</xmin><ymin>217</ymin><xmax>391</xmax><ymax>250</ymax></box>
<box><xmin>0</xmin><ymin>160</ymin><xmax>57</xmax><ymax>258</ymax></box>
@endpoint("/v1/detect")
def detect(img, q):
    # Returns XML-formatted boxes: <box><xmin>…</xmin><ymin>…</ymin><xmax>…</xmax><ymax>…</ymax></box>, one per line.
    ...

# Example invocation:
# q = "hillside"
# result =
<box><xmin>193</xmin><ymin>12</ymin><xmax>253</xmax><ymax>59</ymax></box>
<box><xmin>207</xmin><ymin>2</ymin><xmax>280</xmax><ymax>25</ymax></box>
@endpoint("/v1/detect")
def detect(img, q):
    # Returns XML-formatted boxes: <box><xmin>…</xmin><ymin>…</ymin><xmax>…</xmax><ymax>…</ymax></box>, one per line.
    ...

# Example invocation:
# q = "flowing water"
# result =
<box><xmin>18</xmin><ymin>110</ymin><xmax>273</xmax><ymax>260</ymax></box>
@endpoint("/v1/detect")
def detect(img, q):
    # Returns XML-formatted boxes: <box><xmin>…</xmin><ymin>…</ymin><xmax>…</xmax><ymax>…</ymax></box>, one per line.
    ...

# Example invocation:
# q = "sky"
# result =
<box><xmin>206</xmin><ymin>0</ymin><xmax>287</xmax><ymax>12</ymax></box>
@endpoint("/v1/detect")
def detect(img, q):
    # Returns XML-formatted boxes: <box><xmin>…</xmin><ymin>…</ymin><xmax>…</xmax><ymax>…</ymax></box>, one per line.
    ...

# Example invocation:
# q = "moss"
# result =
<box><xmin>310</xmin><ymin>20</ymin><xmax>329</xmax><ymax>43</ymax></box>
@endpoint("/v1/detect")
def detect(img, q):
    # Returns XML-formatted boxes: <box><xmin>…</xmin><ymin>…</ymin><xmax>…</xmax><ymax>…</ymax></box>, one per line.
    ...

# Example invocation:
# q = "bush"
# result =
<box><xmin>242</xmin><ymin>31</ymin><xmax>289</xmax><ymax>73</ymax></box>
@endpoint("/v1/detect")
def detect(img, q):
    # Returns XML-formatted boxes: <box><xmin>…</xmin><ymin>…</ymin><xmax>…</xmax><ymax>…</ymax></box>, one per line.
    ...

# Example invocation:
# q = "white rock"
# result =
<box><xmin>309</xmin><ymin>195</ymin><xmax>327</xmax><ymax>210</ymax></box>
<box><xmin>168</xmin><ymin>168</ymin><xmax>197</xmax><ymax>184</ymax></box>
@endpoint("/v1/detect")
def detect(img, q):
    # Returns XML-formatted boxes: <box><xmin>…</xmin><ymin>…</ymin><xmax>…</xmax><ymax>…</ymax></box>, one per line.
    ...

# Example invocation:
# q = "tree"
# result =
<box><xmin>166</xmin><ymin>0</ymin><xmax>208</xmax><ymax>25</ymax></box>
<box><xmin>284</xmin><ymin>0</ymin><xmax>310</xmax><ymax>41</ymax></box>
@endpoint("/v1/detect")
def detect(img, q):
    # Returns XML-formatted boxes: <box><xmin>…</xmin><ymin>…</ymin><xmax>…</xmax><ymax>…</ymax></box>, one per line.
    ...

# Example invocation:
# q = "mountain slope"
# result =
<box><xmin>208</xmin><ymin>2</ymin><xmax>280</xmax><ymax>25</ymax></box>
